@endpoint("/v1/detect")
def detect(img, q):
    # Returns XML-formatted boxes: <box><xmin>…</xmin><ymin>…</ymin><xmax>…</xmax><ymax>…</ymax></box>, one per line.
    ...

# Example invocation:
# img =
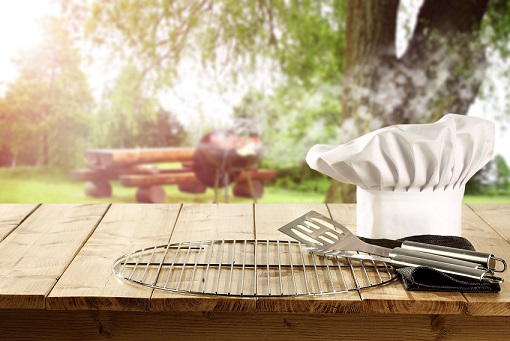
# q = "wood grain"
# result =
<box><xmin>0</xmin><ymin>204</ymin><xmax>39</xmax><ymax>242</ymax></box>
<box><xmin>468</xmin><ymin>204</ymin><xmax>510</xmax><ymax>241</ymax></box>
<box><xmin>460</xmin><ymin>205</ymin><xmax>510</xmax><ymax>316</ymax></box>
<box><xmin>254</xmin><ymin>204</ymin><xmax>363</xmax><ymax>313</ymax></box>
<box><xmin>0</xmin><ymin>204</ymin><xmax>109</xmax><ymax>309</ymax></box>
<box><xmin>150</xmin><ymin>204</ymin><xmax>257</xmax><ymax>312</ymax></box>
<box><xmin>1</xmin><ymin>310</ymin><xmax>510</xmax><ymax>340</ymax></box>
<box><xmin>46</xmin><ymin>204</ymin><xmax>181</xmax><ymax>311</ymax></box>
<box><xmin>0</xmin><ymin>203</ymin><xmax>509</xmax><ymax>318</ymax></box>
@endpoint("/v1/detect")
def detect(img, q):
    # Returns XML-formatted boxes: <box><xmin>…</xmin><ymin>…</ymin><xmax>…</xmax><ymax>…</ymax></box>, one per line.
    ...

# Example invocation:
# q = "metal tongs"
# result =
<box><xmin>279</xmin><ymin>211</ymin><xmax>505</xmax><ymax>284</ymax></box>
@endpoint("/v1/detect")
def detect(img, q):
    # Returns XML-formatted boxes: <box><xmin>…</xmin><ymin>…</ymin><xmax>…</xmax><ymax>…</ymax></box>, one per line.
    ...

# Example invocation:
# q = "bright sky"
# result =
<box><xmin>0</xmin><ymin>0</ymin><xmax>508</xmax><ymax>162</ymax></box>
<box><xmin>0</xmin><ymin>0</ymin><xmax>58</xmax><ymax>89</ymax></box>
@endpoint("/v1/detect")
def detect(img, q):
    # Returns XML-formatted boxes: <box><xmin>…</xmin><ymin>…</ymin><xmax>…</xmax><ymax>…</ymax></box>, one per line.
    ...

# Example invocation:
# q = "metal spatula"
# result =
<box><xmin>278</xmin><ymin>211</ymin><xmax>503</xmax><ymax>283</ymax></box>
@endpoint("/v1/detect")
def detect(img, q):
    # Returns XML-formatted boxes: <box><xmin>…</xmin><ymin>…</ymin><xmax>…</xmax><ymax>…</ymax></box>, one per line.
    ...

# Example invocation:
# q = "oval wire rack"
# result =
<box><xmin>112</xmin><ymin>239</ymin><xmax>399</xmax><ymax>297</ymax></box>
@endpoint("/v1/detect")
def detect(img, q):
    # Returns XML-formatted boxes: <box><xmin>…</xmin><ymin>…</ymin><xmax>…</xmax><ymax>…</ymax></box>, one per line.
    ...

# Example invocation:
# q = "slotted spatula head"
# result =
<box><xmin>278</xmin><ymin>211</ymin><xmax>391</xmax><ymax>257</ymax></box>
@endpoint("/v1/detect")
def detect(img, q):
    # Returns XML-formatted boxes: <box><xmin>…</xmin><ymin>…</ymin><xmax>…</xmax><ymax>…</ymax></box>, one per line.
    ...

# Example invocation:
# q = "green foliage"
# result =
<box><xmin>62</xmin><ymin>0</ymin><xmax>347</xmax><ymax>90</ymax></box>
<box><xmin>92</xmin><ymin>65</ymin><xmax>187</xmax><ymax>148</ymax></box>
<box><xmin>494</xmin><ymin>154</ymin><xmax>510</xmax><ymax>190</ymax></box>
<box><xmin>1</xmin><ymin>18</ymin><xmax>94</xmax><ymax>168</ymax></box>
<box><xmin>138</xmin><ymin>108</ymin><xmax>187</xmax><ymax>147</ymax></box>
<box><xmin>94</xmin><ymin>65</ymin><xmax>158</xmax><ymax>148</ymax></box>
<box><xmin>233</xmin><ymin>84</ymin><xmax>342</xmax><ymax>169</ymax></box>
<box><xmin>483</xmin><ymin>0</ymin><xmax>510</xmax><ymax>58</ymax></box>
<box><xmin>466</xmin><ymin>154</ymin><xmax>510</xmax><ymax>195</ymax></box>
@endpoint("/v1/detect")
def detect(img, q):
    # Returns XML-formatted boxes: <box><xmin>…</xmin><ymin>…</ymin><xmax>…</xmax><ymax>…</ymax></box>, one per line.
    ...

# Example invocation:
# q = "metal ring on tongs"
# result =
<box><xmin>492</xmin><ymin>256</ymin><xmax>507</xmax><ymax>273</ymax></box>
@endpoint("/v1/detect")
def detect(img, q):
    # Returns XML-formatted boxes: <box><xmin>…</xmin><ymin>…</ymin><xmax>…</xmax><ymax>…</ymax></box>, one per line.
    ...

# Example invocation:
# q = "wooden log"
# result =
<box><xmin>233</xmin><ymin>180</ymin><xmax>264</xmax><ymax>199</ymax></box>
<box><xmin>135</xmin><ymin>186</ymin><xmax>166</xmax><ymax>203</ymax></box>
<box><xmin>181</xmin><ymin>161</ymin><xmax>194</xmax><ymax>169</ymax></box>
<box><xmin>237</xmin><ymin>169</ymin><xmax>277</xmax><ymax>182</ymax></box>
<box><xmin>120</xmin><ymin>169</ymin><xmax>276</xmax><ymax>188</ymax></box>
<box><xmin>178</xmin><ymin>177</ymin><xmax>207</xmax><ymax>194</ymax></box>
<box><xmin>84</xmin><ymin>148</ymin><xmax>195</xmax><ymax>168</ymax></box>
<box><xmin>120</xmin><ymin>172</ymin><xmax>197</xmax><ymax>187</ymax></box>
<box><xmin>70</xmin><ymin>164</ymin><xmax>158</xmax><ymax>182</ymax></box>
<box><xmin>158</xmin><ymin>168</ymin><xmax>195</xmax><ymax>174</ymax></box>
<box><xmin>84</xmin><ymin>181</ymin><xmax>112</xmax><ymax>198</ymax></box>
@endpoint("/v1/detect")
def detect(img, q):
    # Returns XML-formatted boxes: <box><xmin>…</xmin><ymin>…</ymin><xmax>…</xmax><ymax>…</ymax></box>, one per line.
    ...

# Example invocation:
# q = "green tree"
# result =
<box><xmin>139</xmin><ymin>108</ymin><xmax>187</xmax><ymax>147</ymax></box>
<box><xmin>494</xmin><ymin>154</ymin><xmax>510</xmax><ymax>191</ymax></box>
<box><xmin>2</xmin><ymin>18</ymin><xmax>94</xmax><ymax>168</ymax></box>
<box><xmin>94</xmin><ymin>65</ymin><xmax>157</xmax><ymax>148</ymax></box>
<box><xmin>62</xmin><ymin>0</ymin><xmax>510</xmax><ymax>201</ymax></box>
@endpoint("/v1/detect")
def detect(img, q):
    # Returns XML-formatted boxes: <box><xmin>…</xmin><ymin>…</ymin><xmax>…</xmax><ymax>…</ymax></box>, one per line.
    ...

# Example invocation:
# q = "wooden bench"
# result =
<box><xmin>71</xmin><ymin>148</ymin><xmax>276</xmax><ymax>203</ymax></box>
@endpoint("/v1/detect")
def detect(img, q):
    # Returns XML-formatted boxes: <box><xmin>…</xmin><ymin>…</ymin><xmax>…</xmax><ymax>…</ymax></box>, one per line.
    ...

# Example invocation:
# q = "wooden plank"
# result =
<box><xmin>460</xmin><ymin>205</ymin><xmax>510</xmax><ymax>316</ymax></box>
<box><xmin>119</xmin><ymin>172</ymin><xmax>196</xmax><ymax>187</ymax></box>
<box><xmin>1</xmin><ymin>310</ymin><xmax>510</xmax><ymax>340</ymax></box>
<box><xmin>254</xmin><ymin>204</ymin><xmax>363</xmax><ymax>313</ymax></box>
<box><xmin>0</xmin><ymin>204</ymin><xmax>39</xmax><ymax>242</ymax></box>
<box><xmin>120</xmin><ymin>169</ymin><xmax>276</xmax><ymax>187</ymax></box>
<box><xmin>85</xmin><ymin>147</ymin><xmax>195</xmax><ymax>168</ymax></box>
<box><xmin>70</xmin><ymin>165</ymin><xmax>158</xmax><ymax>181</ymax></box>
<box><xmin>328</xmin><ymin>204</ymin><xmax>469</xmax><ymax>315</ymax></box>
<box><xmin>236</xmin><ymin>169</ymin><xmax>277</xmax><ymax>182</ymax></box>
<box><xmin>469</xmin><ymin>204</ymin><xmax>510</xmax><ymax>241</ymax></box>
<box><xmin>46</xmin><ymin>204</ymin><xmax>181</xmax><ymax>311</ymax></box>
<box><xmin>0</xmin><ymin>204</ymin><xmax>109</xmax><ymax>309</ymax></box>
<box><xmin>254</xmin><ymin>203</ymin><xmax>330</xmax><ymax>241</ymax></box>
<box><xmin>150</xmin><ymin>204</ymin><xmax>256</xmax><ymax>312</ymax></box>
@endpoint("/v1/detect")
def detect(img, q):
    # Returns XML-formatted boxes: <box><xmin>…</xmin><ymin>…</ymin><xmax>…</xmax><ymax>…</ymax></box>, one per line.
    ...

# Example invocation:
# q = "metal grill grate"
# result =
<box><xmin>112</xmin><ymin>240</ymin><xmax>398</xmax><ymax>297</ymax></box>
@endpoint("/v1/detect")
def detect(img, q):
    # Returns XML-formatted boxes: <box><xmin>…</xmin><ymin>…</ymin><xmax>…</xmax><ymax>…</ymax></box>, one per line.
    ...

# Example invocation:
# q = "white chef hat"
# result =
<box><xmin>306</xmin><ymin>114</ymin><xmax>495</xmax><ymax>239</ymax></box>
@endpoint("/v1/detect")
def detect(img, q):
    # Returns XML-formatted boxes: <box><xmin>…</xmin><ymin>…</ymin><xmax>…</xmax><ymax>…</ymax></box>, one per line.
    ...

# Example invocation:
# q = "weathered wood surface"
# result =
<box><xmin>0</xmin><ymin>204</ymin><xmax>38</xmax><ymax>242</ymax></box>
<box><xmin>0</xmin><ymin>203</ymin><xmax>509</xmax><ymax>317</ymax></box>
<box><xmin>46</xmin><ymin>204</ymin><xmax>181</xmax><ymax>311</ymax></box>
<box><xmin>0</xmin><ymin>204</ymin><xmax>109</xmax><ymax>309</ymax></box>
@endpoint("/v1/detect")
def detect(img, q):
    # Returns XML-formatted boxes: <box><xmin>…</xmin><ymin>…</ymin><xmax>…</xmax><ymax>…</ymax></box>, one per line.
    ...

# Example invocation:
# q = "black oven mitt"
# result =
<box><xmin>395</xmin><ymin>235</ymin><xmax>501</xmax><ymax>293</ymax></box>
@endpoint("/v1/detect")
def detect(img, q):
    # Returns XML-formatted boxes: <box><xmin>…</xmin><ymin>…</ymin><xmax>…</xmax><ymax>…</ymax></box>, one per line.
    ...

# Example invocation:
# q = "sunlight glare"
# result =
<box><xmin>0</xmin><ymin>0</ymin><xmax>57</xmax><ymax>85</ymax></box>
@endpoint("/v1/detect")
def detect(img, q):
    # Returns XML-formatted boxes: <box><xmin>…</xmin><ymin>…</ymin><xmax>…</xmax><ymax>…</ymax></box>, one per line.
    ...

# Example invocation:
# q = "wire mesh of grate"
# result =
<box><xmin>112</xmin><ymin>240</ymin><xmax>399</xmax><ymax>297</ymax></box>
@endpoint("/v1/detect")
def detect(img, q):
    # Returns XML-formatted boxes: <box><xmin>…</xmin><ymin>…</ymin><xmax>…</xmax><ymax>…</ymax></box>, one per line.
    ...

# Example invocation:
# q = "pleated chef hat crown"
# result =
<box><xmin>306</xmin><ymin>114</ymin><xmax>495</xmax><ymax>239</ymax></box>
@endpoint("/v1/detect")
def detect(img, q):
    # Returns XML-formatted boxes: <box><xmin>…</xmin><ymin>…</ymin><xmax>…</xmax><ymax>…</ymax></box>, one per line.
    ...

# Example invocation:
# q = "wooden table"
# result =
<box><xmin>1</xmin><ymin>203</ymin><xmax>510</xmax><ymax>340</ymax></box>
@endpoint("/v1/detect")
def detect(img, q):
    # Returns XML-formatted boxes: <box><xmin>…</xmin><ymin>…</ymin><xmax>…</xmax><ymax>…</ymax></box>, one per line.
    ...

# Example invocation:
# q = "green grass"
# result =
<box><xmin>1</xmin><ymin>167</ymin><xmax>508</xmax><ymax>204</ymax></box>
<box><xmin>463</xmin><ymin>195</ymin><xmax>510</xmax><ymax>204</ymax></box>
<box><xmin>0</xmin><ymin>167</ymin><xmax>325</xmax><ymax>204</ymax></box>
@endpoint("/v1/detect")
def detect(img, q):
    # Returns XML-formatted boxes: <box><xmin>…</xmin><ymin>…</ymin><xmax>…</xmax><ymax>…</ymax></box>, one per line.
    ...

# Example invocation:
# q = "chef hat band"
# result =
<box><xmin>356</xmin><ymin>186</ymin><xmax>464</xmax><ymax>239</ymax></box>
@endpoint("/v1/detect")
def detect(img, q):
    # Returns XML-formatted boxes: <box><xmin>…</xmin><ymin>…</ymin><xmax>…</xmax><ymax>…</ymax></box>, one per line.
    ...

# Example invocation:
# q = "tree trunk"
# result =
<box><xmin>325</xmin><ymin>0</ymin><xmax>489</xmax><ymax>203</ymax></box>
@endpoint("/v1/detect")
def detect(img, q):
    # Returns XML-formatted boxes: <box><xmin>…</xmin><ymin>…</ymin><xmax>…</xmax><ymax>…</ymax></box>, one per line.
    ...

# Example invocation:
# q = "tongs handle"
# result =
<box><xmin>401</xmin><ymin>241</ymin><xmax>507</xmax><ymax>272</ymax></box>
<box><xmin>390</xmin><ymin>252</ymin><xmax>504</xmax><ymax>284</ymax></box>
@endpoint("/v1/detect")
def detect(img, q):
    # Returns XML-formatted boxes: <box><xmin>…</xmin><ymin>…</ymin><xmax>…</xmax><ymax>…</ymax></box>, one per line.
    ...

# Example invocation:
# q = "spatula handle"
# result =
<box><xmin>401</xmin><ymin>241</ymin><xmax>507</xmax><ymax>272</ymax></box>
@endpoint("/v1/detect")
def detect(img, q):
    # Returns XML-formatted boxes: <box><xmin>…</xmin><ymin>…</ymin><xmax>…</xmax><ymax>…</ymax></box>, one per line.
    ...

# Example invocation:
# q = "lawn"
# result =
<box><xmin>0</xmin><ymin>167</ymin><xmax>325</xmax><ymax>204</ymax></box>
<box><xmin>0</xmin><ymin>166</ymin><xmax>508</xmax><ymax>204</ymax></box>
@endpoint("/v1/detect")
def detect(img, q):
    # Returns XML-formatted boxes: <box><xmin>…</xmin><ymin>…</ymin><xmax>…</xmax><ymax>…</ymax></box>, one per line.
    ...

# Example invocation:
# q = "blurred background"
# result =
<box><xmin>0</xmin><ymin>0</ymin><xmax>509</xmax><ymax>204</ymax></box>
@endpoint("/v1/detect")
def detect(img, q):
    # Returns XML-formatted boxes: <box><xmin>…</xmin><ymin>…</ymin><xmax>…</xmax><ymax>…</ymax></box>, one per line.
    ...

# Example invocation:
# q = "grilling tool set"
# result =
<box><xmin>279</xmin><ymin>211</ymin><xmax>506</xmax><ymax>284</ymax></box>
<box><xmin>111</xmin><ymin>211</ymin><xmax>506</xmax><ymax>296</ymax></box>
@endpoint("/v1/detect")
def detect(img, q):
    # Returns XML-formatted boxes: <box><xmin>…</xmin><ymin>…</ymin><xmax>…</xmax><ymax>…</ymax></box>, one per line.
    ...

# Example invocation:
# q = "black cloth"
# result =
<box><xmin>395</xmin><ymin>235</ymin><xmax>501</xmax><ymax>293</ymax></box>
